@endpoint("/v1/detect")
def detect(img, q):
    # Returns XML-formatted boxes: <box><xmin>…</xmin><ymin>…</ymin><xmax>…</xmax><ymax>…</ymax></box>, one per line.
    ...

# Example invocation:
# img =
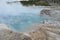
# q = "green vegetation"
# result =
<box><xmin>20</xmin><ymin>1</ymin><xmax>50</xmax><ymax>6</ymax></box>
<box><xmin>7</xmin><ymin>0</ymin><xmax>60</xmax><ymax>6</ymax></box>
<box><xmin>20</xmin><ymin>0</ymin><xmax>60</xmax><ymax>6</ymax></box>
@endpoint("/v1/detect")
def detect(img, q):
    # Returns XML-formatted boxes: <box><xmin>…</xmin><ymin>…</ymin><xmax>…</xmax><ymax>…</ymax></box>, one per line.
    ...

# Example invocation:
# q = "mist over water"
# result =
<box><xmin>0</xmin><ymin>0</ymin><xmax>47</xmax><ymax>32</ymax></box>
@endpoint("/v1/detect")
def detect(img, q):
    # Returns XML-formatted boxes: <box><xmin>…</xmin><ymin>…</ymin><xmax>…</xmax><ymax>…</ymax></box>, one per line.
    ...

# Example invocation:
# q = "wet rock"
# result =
<box><xmin>40</xmin><ymin>9</ymin><xmax>53</xmax><ymax>16</ymax></box>
<box><xmin>40</xmin><ymin>9</ymin><xmax>60</xmax><ymax>21</ymax></box>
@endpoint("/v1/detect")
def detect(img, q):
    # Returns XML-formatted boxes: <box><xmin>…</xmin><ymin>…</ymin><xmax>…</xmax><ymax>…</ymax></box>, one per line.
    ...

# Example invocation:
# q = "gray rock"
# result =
<box><xmin>40</xmin><ymin>9</ymin><xmax>53</xmax><ymax>16</ymax></box>
<box><xmin>40</xmin><ymin>9</ymin><xmax>60</xmax><ymax>21</ymax></box>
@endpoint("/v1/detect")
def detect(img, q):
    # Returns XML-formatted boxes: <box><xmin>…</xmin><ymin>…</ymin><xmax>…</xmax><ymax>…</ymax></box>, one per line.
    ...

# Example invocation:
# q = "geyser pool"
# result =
<box><xmin>0</xmin><ymin>0</ymin><xmax>47</xmax><ymax>32</ymax></box>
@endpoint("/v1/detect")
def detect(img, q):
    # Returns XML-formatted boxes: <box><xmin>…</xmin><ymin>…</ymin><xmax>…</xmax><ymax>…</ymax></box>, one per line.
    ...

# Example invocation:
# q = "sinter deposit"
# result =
<box><xmin>0</xmin><ymin>23</ymin><xmax>60</xmax><ymax>40</ymax></box>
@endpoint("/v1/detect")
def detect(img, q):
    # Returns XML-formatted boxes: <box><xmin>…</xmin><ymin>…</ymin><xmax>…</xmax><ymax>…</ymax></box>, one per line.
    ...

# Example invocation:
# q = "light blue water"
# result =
<box><xmin>0</xmin><ymin>0</ymin><xmax>47</xmax><ymax>32</ymax></box>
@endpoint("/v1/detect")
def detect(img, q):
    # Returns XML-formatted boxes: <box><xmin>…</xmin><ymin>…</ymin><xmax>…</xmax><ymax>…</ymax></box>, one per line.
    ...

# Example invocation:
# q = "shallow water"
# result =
<box><xmin>0</xmin><ymin>0</ymin><xmax>48</xmax><ymax>32</ymax></box>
